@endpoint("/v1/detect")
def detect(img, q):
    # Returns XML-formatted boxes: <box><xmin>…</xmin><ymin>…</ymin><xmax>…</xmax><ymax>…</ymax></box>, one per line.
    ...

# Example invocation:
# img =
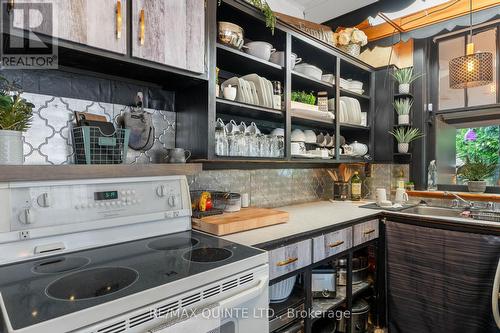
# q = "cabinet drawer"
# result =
<box><xmin>269</xmin><ymin>239</ymin><xmax>312</xmax><ymax>280</ymax></box>
<box><xmin>353</xmin><ymin>220</ymin><xmax>379</xmax><ymax>246</ymax></box>
<box><xmin>313</xmin><ymin>227</ymin><xmax>352</xmax><ymax>263</ymax></box>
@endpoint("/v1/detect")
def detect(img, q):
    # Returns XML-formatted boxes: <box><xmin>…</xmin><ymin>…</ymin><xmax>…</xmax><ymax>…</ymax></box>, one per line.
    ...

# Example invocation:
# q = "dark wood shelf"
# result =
<box><xmin>216</xmin><ymin>98</ymin><xmax>284</xmax><ymax>121</ymax></box>
<box><xmin>394</xmin><ymin>93</ymin><xmax>414</xmax><ymax>99</ymax></box>
<box><xmin>216</xmin><ymin>43</ymin><xmax>283</xmax><ymax>79</ymax></box>
<box><xmin>292</xmin><ymin>114</ymin><xmax>335</xmax><ymax>129</ymax></box>
<box><xmin>394</xmin><ymin>153</ymin><xmax>412</xmax><ymax>164</ymax></box>
<box><xmin>339</xmin><ymin>88</ymin><xmax>370</xmax><ymax>100</ymax></box>
<box><xmin>0</xmin><ymin>164</ymin><xmax>202</xmax><ymax>182</ymax></box>
<box><xmin>292</xmin><ymin>70</ymin><xmax>335</xmax><ymax>94</ymax></box>
<box><xmin>269</xmin><ymin>288</ymin><xmax>305</xmax><ymax>318</ymax></box>
<box><xmin>340</xmin><ymin>123</ymin><xmax>370</xmax><ymax>131</ymax></box>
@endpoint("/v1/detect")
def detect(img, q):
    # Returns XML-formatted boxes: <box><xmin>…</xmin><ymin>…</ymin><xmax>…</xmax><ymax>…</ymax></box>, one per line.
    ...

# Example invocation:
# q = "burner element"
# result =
<box><xmin>183</xmin><ymin>248</ymin><xmax>232</xmax><ymax>263</ymax></box>
<box><xmin>46</xmin><ymin>267</ymin><xmax>138</xmax><ymax>301</ymax></box>
<box><xmin>33</xmin><ymin>257</ymin><xmax>90</xmax><ymax>274</ymax></box>
<box><xmin>148</xmin><ymin>237</ymin><xmax>199</xmax><ymax>251</ymax></box>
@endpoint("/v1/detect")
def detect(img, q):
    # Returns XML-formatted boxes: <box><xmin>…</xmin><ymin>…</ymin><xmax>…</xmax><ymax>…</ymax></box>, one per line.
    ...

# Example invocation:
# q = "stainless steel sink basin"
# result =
<box><xmin>401</xmin><ymin>206</ymin><xmax>466</xmax><ymax>218</ymax></box>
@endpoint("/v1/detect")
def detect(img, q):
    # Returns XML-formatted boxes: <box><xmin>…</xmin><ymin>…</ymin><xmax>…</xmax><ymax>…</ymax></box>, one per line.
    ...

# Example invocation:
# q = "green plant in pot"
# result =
<box><xmin>0</xmin><ymin>76</ymin><xmax>34</xmax><ymax>165</ymax></box>
<box><xmin>457</xmin><ymin>156</ymin><xmax>496</xmax><ymax>193</ymax></box>
<box><xmin>391</xmin><ymin>67</ymin><xmax>423</xmax><ymax>94</ymax></box>
<box><xmin>389</xmin><ymin>127</ymin><xmax>424</xmax><ymax>154</ymax></box>
<box><xmin>393</xmin><ymin>98</ymin><xmax>412</xmax><ymax>125</ymax></box>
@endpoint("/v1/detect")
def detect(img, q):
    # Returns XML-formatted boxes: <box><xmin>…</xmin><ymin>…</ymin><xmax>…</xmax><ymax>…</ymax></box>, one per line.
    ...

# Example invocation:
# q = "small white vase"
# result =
<box><xmin>0</xmin><ymin>130</ymin><xmax>23</xmax><ymax>165</ymax></box>
<box><xmin>398</xmin><ymin>115</ymin><xmax>410</xmax><ymax>125</ymax></box>
<box><xmin>399</xmin><ymin>83</ymin><xmax>410</xmax><ymax>94</ymax></box>
<box><xmin>223</xmin><ymin>85</ymin><xmax>237</xmax><ymax>101</ymax></box>
<box><xmin>398</xmin><ymin>143</ymin><xmax>409</xmax><ymax>153</ymax></box>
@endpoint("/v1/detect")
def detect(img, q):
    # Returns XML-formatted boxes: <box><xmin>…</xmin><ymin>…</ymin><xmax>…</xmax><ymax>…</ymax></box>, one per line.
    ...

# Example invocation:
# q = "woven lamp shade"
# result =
<box><xmin>449</xmin><ymin>51</ymin><xmax>493</xmax><ymax>89</ymax></box>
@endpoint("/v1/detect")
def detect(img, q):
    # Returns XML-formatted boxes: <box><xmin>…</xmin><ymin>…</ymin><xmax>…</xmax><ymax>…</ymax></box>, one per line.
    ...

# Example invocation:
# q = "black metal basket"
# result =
<box><xmin>72</xmin><ymin>126</ymin><xmax>130</xmax><ymax>164</ymax></box>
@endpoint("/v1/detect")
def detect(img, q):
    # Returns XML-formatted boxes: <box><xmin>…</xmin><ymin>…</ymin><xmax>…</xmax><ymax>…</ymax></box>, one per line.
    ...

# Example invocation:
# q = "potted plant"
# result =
<box><xmin>334</xmin><ymin>27</ymin><xmax>368</xmax><ymax>57</ymax></box>
<box><xmin>219</xmin><ymin>0</ymin><xmax>277</xmax><ymax>34</ymax></box>
<box><xmin>291</xmin><ymin>91</ymin><xmax>318</xmax><ymax>112</ymax></box>
<box><xmin>393</xmin><ymin>98</ymin><xmax>412</xmax><ymax>125</ymax></box>
<box><xmin>0</xmin><ymin>76</ymin><xmax>34</xmax><ymax>165</ymax></box>
<box><xmin>389</xmin><ymin>127</ymin><xmax>424</xmax><ymax>153</ymax></box>
<box><xmin>391</xmin><ymin>67</ymin><xmax>423</xmax><ymax>94</ymax></box>
<box><xmin>457</xmin><ymin>157</ymin><xmax>496</xmax><ymax>193</ymax></box>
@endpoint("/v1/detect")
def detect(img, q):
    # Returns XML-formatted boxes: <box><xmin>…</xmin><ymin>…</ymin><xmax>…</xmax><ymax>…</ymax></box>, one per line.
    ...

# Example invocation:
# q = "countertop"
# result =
<box><xmin>222</xmin><ymin>201</ymin><xmax>381</xmax><ymax>247</ymax></box>
<box><xmin>221</xmin><ymin>200</ymin><xmax>500</xmax><ymax>248</ymax></box>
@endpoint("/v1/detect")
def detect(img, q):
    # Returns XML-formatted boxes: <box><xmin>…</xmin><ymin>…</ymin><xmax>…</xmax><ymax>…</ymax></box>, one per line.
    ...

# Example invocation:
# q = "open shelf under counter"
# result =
<box><xmin>311</xmin><ymin>281</ymin><xmax>372</xmax><ymax>317</ymax></box>
<box><xmin>216</xmin><ymin>98</ymin><xmax>284</xmax><ymax>121</ymax></box>
<box><xmin>0</xmin><ymin>164</ymin><xmax>203</xmax><ymax>182</ymax></box>
<box><xmin>216</xmin><ymin>43</ymin><xmax>283</xmax><ymax>80</ymax></box>
<box><xmin>292</xmin><ymin>70</ymin><xmax>335</xmax><ymax>94</ymax></box>
<box><xmin>339</xmin><ymin>88</ymin><xmax>370</xmax><ymax>100</ymax></box>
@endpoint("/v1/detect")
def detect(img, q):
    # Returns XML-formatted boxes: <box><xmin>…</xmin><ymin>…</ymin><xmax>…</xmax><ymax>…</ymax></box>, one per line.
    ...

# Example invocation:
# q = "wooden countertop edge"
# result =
<box><xmin>407</xmin><ymin>190</ymin><xmax>500</xmax><ymax>202</ymax></box>
<box><xmin>0</xmin><ymin>164</ymin><xmax>202</xmax><ymax>182</ymax></box>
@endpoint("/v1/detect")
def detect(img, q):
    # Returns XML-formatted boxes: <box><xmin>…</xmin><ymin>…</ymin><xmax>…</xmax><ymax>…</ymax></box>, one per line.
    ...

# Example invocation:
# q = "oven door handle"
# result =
<box><xmin>493</xmin><ymin>257</ymin><xmax>500</xmax><ymax>329</ymax></box>
<box><xmin>219</xmin><ymin>276</ymin><xmax>269</xmax><ymax>309</ymax></box>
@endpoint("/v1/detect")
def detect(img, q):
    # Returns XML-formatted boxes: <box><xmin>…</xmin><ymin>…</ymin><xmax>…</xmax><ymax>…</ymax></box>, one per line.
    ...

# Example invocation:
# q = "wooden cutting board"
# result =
<box><xmin>192</xmin><ymin>208</ymin><xmax>289</xmax><ymax>236</ymax></box>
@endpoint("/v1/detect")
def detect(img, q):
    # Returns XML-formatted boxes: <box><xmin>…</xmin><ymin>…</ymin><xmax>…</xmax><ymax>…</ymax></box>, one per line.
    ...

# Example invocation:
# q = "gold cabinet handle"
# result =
<box><xmin>328</xmin><ymin>240</ymin><xmax>345</xmax><ymax>248</ymax></box>
<box><xmin>276</xmin><ymin>257</ymin><xmax>298</xmax><ymax>267</ymax></box>
<box><xmin>139</xmin><ymin>9</ymin><xmax>145</xmax><ymax>45</ymax></box>
<box><xmin>364</xmin><ymin>229</ymin><xmax>376</xmax><ymax>235</ymax></box>
<box><xmin>7</xmin><ymin>0</ymin><xmax>14</xmax><ymax>13</ymax></box>
<box><xmin>116</xmin><ymin>0</ymin><xmax>122</xmax><ymax>39</ymax></box>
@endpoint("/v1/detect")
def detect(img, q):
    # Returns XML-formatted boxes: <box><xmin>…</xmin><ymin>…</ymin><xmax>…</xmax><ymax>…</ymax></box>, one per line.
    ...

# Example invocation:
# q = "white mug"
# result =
<box><xmin>291</xmin><ymin>142</ymin><xmax>306</xmax><ymax>155</ymax></box>
<box><xmin>376</xmin><ymin>188</ymin><xmax>387</xmax><ymax>205</ymax></box>
<box><xmin>395</xmin><ymin>188</ymin><xmax>409</xmax><ymax>204</ymax></box>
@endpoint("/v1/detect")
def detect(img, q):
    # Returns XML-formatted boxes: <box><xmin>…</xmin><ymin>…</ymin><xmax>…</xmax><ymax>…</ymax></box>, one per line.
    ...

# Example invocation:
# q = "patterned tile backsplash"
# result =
<box><xmin>21</xmin><ymin>93</ymin><xmax>175</xmax><ymax>165</ymax></box>
<box><xmin>188</xmin><ymin>164</ymin><xmax>410</xmax><ymax>208</ymax></box>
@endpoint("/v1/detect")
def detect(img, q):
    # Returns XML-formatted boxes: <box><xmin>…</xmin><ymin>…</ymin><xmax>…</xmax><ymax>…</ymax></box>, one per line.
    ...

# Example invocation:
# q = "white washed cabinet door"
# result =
<box><xmin>132</xmin><ymin>0</ymin><xmax>205</xmax><ymax>73</ymax></box>
<box><xmin>353</xmin><ymin>220</ymin><xmax>379</xmax><ymax>247</ymax></box>
<box><xmin>313</xmin><ymin>227</ymin><xmax>352</xmax><ymax>263</ymax></box>
<box><xmin>12</xmin><ymin>0</ymin><xmax>127</xmax><ymax>54</ymax></box>
<box><xmin>269</xmin><ymin>239</ymin><xmax>312</xmax><ymax>280</ymax></box>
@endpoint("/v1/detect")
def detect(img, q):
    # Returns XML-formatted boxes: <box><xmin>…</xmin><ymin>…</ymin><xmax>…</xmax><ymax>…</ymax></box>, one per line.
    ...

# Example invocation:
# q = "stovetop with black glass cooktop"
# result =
<box><xmin>0</xmin><ymin>230</ymin><xmax>264</xmax><ymax>330</ymax></box>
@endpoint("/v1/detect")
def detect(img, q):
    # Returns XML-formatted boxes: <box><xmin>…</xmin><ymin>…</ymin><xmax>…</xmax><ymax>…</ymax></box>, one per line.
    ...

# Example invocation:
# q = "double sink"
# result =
<box><xmin>400</xmin><ymin>205</ymin><xmax>499</xmax><ymax>223</ymax></box>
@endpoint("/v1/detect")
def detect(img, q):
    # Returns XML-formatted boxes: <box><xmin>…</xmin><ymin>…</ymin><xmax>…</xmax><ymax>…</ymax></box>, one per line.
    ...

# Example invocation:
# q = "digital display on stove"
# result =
<box><xmin>94</xmin><ymin>191</ymin><xmax>118</xmax><ymax>201</ymax></box>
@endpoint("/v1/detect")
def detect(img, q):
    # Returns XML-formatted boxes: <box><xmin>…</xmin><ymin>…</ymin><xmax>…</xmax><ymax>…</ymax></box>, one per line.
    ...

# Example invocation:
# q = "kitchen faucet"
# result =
<box><xmin>445</xmin><ymin>192</ymin><xmax>473</xmax><ymax>209</ymax></box>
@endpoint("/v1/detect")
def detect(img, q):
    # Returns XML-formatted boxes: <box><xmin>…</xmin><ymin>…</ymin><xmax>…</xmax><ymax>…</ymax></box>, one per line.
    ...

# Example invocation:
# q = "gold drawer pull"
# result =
<box><xmin>276</xmin><ymin>257</ymin><xmax>298</xmax><ymax>267</ymax></box>
<box><xmin>328</xmin><ymin>240</ymin><xmax>345</xmax><ymax>248</ymax></box>
<box><xmin>363</xmin><ymin>229</ymin><xmax>376</xmax><ymax>235</ymax></box>
<box><xmin>139</xmin><ymin>9</ymin><xmax>145</xmax><ymax>45</ymax></box>
<box><xmin>116</xmin><ymin>0</ymin><xmax>122</xmax><ymax>39</ymax></box>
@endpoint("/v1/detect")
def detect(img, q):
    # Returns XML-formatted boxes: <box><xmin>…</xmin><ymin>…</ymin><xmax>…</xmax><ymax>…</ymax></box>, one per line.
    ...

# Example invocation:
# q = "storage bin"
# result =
<box><xmin>72</xmin><ymin>126</ymin><xmax>130</xmax><ymax>164</ymax></box>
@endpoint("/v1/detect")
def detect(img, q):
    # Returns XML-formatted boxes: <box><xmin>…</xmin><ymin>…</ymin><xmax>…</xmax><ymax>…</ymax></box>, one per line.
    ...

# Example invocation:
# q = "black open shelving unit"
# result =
<box><xmin>181</xmin><ymin>0</ymin><xmax>376</xmax><ymax>168</ymax></box>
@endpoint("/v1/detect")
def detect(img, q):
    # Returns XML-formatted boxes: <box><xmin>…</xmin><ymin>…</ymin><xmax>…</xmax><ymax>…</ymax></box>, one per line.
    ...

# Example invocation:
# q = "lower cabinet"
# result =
<box><xmin>386</xmin><ymin>221</ymin><xmax>500</xmax><ymax>333</ymax></box>
<box><xmin>269</xmin><ymin>239</ymin><xmax>312</xmax><ymax>280</ymax></box>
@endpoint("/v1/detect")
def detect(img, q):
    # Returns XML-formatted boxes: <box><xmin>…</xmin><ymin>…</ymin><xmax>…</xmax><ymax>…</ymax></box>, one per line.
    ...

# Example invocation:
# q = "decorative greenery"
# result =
<box><xmin>218</xmin><ymin>0</ymin><xmax>276</xmax><ymax>34</ymax></box>
<box><xmin>391</xmin><ymin>67</ymin><xmax>423</xmax><ymax>85</ymax></box>
<box><xmin>456</xmin><ymin>127</ymin><xmax>499</xmax><ymax>166</ymax></box>
<box><xmin>457</xmin><ymin>156</ymin><xmax>497</xmax><ymax>182</ymax></box>
<box><xmin>393</xmin><ymin>98</ymin><xmax>412</xmax><ymax>116</ymax></box>
<box><xmin>0</xmin><ymin>76</ymin><xmax>34</xmax><ymax>132</ymax></box>
<box><xmin>291</xmin><ymin>91</ymin><xmax>316</xmax><ymax>105</ymax></box>
<box><xmin>389</xmin><ymin>127</ymin><xmax>424</xmax><ymax>143</ymax></box>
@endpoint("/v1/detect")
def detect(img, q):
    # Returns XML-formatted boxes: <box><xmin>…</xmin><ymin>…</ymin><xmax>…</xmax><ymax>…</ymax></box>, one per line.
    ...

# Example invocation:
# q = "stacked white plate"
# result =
<box><xmin>340</xmin><ymin>78</ymin><xmax>365</xmax><ymax>95</ymax></box>
<box><xmin>339</xmin><ymin>97</ymin><xmax>362</xmax><ymax>125</ymax></box>
<box><xmin>221</xmin><ymin>74</ymin><xmax>274</xmax><ymax>108</ymax></box>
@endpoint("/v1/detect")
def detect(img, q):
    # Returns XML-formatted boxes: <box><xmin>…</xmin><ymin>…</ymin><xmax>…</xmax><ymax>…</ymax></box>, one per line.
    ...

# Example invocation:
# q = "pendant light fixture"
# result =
<box><xmin>449</xmin><ymin>0</ymin><xmax>493</xmax><ymax>89</ymax></box>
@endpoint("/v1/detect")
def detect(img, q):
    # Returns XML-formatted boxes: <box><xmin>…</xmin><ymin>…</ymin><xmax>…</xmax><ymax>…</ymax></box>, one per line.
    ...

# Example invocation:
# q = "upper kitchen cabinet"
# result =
<box><xmin>11</xmin><ymin>0</ymin><xmax>127</xmax><ymax>54</ymax></box>
<box><xmin>131</xmin><ymin>0</ymin><xmax>206</xmax><ymax>74</ymax></box>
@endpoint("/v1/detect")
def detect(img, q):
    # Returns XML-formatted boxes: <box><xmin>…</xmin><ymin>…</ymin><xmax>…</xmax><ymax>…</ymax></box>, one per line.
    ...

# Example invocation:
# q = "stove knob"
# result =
<box><xmin>19</xmin><ymin>208</ymin><xmax>35</xmax><ymax>225</ymax></box>
<box><xmin>37</xmin><ymin>193</ymin><xmax>51</xmax><ymax>208</ymax></box>
<box><xmin>156</xmin><ymin>185</ymin><xmax>166</xmax><ymax>198</ymax></box>
<box><xmin>167</xmin><ymin>195</ymin><xmax>177</xmax><ymax>207</ymax></box>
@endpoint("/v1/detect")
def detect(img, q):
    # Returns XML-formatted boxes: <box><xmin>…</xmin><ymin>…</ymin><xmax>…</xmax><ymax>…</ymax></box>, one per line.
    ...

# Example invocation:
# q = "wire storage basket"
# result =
<box><xmin>72</xmin><ymin>126</ymin><xmax>130</xmax><ymax>164</ymax></box>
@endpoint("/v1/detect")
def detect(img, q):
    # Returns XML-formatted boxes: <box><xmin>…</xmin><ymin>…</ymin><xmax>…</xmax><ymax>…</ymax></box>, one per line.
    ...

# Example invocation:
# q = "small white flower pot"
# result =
<box><xmin>0</xmin><ymin>130</ymin><xmax>23</xmax><ymax>165</ymax></box>
<box><xmin>399</xmin><ymin>83</ymin><xmax>410</xmax><ymax>94</ymax></box>
<box><xmin>398</xmin><ymin>115</ymin><xmax>410</xmax><ymax>125</ymax></box>
<box><xmin>467</xmin><ymin>180</ymin><xmax>487</xmax><ymax>193</ymax></box>
<box><xmin>398</xmin><ymin>143</ymin><xmax>409</xmax><ymax>153</ymax></box>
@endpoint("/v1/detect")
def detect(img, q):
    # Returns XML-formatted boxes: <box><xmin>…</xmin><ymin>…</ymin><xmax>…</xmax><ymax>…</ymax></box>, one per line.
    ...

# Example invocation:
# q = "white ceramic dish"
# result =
<box><xmin>269</xmin><ymin>276</ymin><xmax>297</xmax><ymax>303</ymax></box>
<box><xmin>243</xmin><ymin>41</ymin><xmax>275</xmax><ymax>61</ymax></box>
<box><xmin>291</xmin><ymin>129</ymin><xmax>306</xmax><ymax>142</ymax></box>
<box><xmin>304</xmin><ymin>130</ymin><xmax>317</xmax><ymax>143</ymax></box>
<box><xmin>269</xmin><ymin>52</ymin><xmax>302</xmax><ymax>68</ymax></box>
<box><xmin>241</xmin><ymin>74</ymin><xmax>265</xmax><ymax>107</ymax></box>
<box><xmin>295</xmin><ymin>63</ymin><xmax>323</xmax><ymax>80</ymax></box>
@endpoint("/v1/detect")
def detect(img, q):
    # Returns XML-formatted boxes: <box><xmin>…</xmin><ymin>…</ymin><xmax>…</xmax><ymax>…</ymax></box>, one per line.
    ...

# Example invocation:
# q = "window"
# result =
<box><xmin>438</xmin><ymin>27</ymin><xmax>498</xmax><ymax>111</ymax></box>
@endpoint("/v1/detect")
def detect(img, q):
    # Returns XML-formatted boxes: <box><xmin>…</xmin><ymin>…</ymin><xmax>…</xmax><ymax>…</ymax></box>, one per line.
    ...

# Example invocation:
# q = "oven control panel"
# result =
<box><xmin>0</xmin><ymin>176</ymin><xmax>191</xmax><ymax>233</ymax></box>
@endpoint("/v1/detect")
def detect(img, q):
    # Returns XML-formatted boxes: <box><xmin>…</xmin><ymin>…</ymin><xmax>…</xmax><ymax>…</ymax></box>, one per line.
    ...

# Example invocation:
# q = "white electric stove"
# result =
<box><xmin>0</xmin><ymin>176</ymin><xmax>269</xmax><ymax>333</ymax></box>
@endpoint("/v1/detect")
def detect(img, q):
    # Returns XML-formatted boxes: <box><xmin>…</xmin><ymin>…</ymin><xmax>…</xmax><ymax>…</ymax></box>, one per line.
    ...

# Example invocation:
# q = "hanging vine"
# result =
<box><xmin>218</xmin><ymin>0</ymin><xmax>276</xmax><ymax>34</ymax></box>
